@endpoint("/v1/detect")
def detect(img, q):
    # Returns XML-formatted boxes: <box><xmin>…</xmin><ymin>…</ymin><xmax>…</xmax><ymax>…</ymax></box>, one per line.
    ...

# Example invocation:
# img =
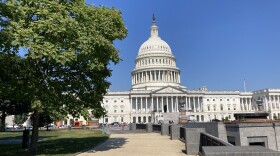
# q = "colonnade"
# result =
<box><xmin>240</xmin><ymin>98</ymin><xmax>252</xmax><ymax>111</ymax></box>
<box><xmin>263</xmin><ymin>95</ymin><xmax>280</xmax><ymax>110</ymax></box>
<box><xmin>130</xmin><ymin>96</ymin><xmax>203</xmax><ymax>113</ymax></box>
<box><xmin>132</xmin><ymin>70</ymin><xmax>180</xmax><ymax>85</ymax></box>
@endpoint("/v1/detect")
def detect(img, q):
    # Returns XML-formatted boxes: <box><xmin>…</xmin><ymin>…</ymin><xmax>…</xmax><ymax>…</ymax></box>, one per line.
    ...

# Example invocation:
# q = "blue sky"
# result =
<box><xmin>85</xmin><ymin>0</ymin><xmax>280</xmax><ymax>92</ymax></box>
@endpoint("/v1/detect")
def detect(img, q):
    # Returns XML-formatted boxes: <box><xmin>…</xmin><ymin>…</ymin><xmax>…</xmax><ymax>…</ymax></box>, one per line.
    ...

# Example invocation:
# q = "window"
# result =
<box><xmin>105</xmin><ymin>100</ymin><xmax>108</xmax><ymax>103</ymax></box>
<box><xmin>207</xmin><ymin>105</ymin><xmax>210</xmax><ymax>111</ymax></box>
<box><xmin>227</xmin><ymin>99</ymin><xmax>229</xmax><ymax>101</ymax></box>
<box><xmin>220</xmin><ymin>99</ymin><xmax>222</xmax><ymax>101</ymax></box>
<box><xmin>114</xmin><ymin>110</ymin><xmax>117</xmax><ymax>113</ymax></box>
<box><xmin>213</xmin><ymin>99</ymin><xmax>215</xmax><ymax>101</ymax></box>
<box><xmin>207</xmin><ymin>99</ymin><xmax>209</xmax><ymax>101</ymax></box>
<box><xmin>121</xmin><ymin>100</ymin><xmax>123</xmax><ymax>102</ymax></box>
<box><xmin>228</xmin><ymin>105</ymin><xmax>231</xmax><ymax>110</ymax></box>
<box><xmin>220</xmin><ymin>104</ymin><xmax>223</xmax><ymax>111</ymax></box>
<box><xmin>114</xmin><ymin>100</ymin><xmax>117</xmax><ymax>103</ymax></box>
<box><xmin>213</xmin><ymin>105</ymin><xmax>216</xmax><ymax>111</ymax></box>
<box><xmin>121</xmin><ymin>110</ymin><xmax>124</xmax><ymax>113</ymax></box>
<box><xmin>105</xmin><ymin>118</ymin><xmax>108</xmax><ymax>123</ymax></box>
<box><xmin>229</xmin><ymin>115</ymin><xmax>231</xmax><ymax>119</ymax></box>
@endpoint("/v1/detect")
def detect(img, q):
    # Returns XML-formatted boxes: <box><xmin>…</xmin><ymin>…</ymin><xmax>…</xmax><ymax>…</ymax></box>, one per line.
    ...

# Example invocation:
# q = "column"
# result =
<box><xmin>144</xmin><ymin>71</ymin><xmax>147</xmax><ymax>82</ymax></box>
<box><xmin>148</xmin><ymin>71</ymin><xmax>151</xmax><ymax>82</ymax></box>
<box><xmin>176</xmin><ymin>96</ymin><xmax>178</xmax><ymax>112</ymax></box>
<box><xmin>151</xmin><ymin>96</ymin><xmax>154</xmax><ymax>111</ymax></box>
<box><xmin>193</xmin><ymin>97</ymin><xmax>197</xmax><ymax>112</ymax></box>
<box><xmin>244</xmin><ymin>98</ymin><xmax>247</xmax><ymax>110</ymax></box>
<box><xmin>136</xmin><ymin>97</ymin><xmax>138</xmax><ymax>113</ymax></box>
<box><xmin>167</xmin><ymin>96</ymin><xmax>169</xmax><ymax>112</ymax></box>
<box><xmin>171</xmin><ymin>96</ymin><xmax>174</xmax><ymax>112</ymax></box>
<box><xmin>188</xmin><ymin>97</ymin><xmax>191</xmax><ymax>111</ymax></box>
<box><xmin>152</xmin><ymin>71</ymin><xmax>155</xmax><ymax>81</ymax></box>
<box><xmin>241</xmin><ymin>98</ymin><xmax>243</xmax><ymax>110</ymax></box>
<box><xmin>178</xmin><ymin>73</ymin><xmax>181</xmax><ymax>83</ymax></box>
<box><xmin>269</xmin><ymin>96</ymin><xmax>272</xmax><ymax>110</ymax></box>
<box><xmin>264</xmin><ymin>96</ymin><xmax>268</xmax><ymax>111</ymax></box>
<box><xmin>249</xmin><ymin>98</ymin><xmax>252</xmax><ymax>111</ymax></box>
<box><xmin>130</xmin><ymin>97</ymin><xmax>133</xmax><ymax>113</ymax></box>
<box><xmin>185</xmin><ymin>96</ymin><xmax>188</xmax><ymax>111</ymax></box>
<box><xmin>276</xmin><ymin>96</ymin><xmax>280</xmax><ymax>110</ymax></box>
<box><xmin>157</xmin><ymin>96</ymin><xmax>159</xmax><ymax>112</ymax></box>
<box><xmin>161</xmin><ymin>96</ymin><xmax>164</xmax><ymax>112</ymax></box>
<box><xmin>140</xmin><ymin>97</ymin><xmax>143</xmax><ymax>113</ymax></box>
<box><xmin>198</xmin><ymin>97</ymin><xmax>200</xmax><ymax>112</ymax></box>
<box><xmin>145</xmin><ymin>97</ymin><xmax>148</xmax><ymax>113</ymax></box>
<box><xmin>141</xmin><ymin>72</ymin><xmax>143</xmax><ymax>83</ymax></box>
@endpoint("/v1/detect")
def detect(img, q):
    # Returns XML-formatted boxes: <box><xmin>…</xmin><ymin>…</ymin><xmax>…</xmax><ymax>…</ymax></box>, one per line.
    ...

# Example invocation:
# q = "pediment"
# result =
<box><xmin>153</xmin><ymin>86</ymin><xmax>186</xmax><ymax>94</ymax></box>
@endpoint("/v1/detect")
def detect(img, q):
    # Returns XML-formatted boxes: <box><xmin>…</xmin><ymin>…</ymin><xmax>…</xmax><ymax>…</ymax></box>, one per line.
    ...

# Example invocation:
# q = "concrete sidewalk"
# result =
<box><xmin>77</xmin><ymin>132</ymin><xmax>195</xmax><ymax>156</ymax></box>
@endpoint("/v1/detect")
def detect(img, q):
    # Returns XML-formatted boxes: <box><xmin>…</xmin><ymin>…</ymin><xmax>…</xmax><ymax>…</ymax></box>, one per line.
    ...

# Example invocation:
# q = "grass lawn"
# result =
<box><xmin>0</xmin><ymin>129</ymin><xmax>109</xmax><ymax>156</ymax></box>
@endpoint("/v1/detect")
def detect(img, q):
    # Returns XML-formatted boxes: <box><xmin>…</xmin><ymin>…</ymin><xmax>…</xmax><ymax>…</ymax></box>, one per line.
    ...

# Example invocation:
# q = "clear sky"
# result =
<box><xmin>85</xmin><ymin>0</ymin><xmax>280</xmax><ymax>92</ymax></box>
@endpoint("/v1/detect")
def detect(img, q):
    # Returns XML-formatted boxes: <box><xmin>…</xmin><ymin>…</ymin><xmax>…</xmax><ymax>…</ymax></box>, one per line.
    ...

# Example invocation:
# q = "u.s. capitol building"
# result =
<box><xmin>100</xmin><ymin>17</ymin><xmax>280</xmax><ymax>124</ymax></box>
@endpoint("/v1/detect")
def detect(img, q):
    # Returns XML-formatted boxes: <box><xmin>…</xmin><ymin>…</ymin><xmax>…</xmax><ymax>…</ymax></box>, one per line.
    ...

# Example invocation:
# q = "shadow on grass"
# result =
<box><xmin>0</xmin><ymin>135</ymin><xmax>109</xmax><ymax>156</ymax></box>
<box><xmin>37</xmin><ymin>135</ymin><xmax>109</xmax><ymax>155</ymax></box>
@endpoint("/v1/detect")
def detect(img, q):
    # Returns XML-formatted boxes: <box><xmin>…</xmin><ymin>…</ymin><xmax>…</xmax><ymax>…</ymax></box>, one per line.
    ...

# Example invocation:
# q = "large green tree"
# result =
<box><xmin>0</xmin><ymin>0</ymin><xmax>127</xmax><ymax>153</ymax></box>
<box><xmin>0</xmin><ymin>53</ymin><xmax>30</xmax><ymax>131</ymax></box>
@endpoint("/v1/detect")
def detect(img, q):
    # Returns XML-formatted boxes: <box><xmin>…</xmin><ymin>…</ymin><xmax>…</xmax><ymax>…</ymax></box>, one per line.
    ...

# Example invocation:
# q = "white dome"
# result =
<box><xmin>138</xmin><ymin>36</ymin><xmax>172</xmax><ymax>55</ymax></box>
<box><xmin>131</xmin><ymin>15</ymin><xmax>185</xmax><ymax>91</ymax></box>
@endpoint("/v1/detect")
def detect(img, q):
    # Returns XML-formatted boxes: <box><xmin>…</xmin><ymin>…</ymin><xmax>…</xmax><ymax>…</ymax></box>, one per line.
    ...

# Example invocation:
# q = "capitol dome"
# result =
<box><xmin>131</xmin><ymin>15</ymin><xmax>185</xmax><ymax>91</ymax></box>
<box><xmin>138</xmin><ymin>33</ymin><xmax>172</xmax><ymax>55</ymax></box>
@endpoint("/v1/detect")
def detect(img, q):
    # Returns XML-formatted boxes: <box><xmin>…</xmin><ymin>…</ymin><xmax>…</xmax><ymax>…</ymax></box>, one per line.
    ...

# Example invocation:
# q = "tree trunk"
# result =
<box><xmin>0</xmin><ymin>111</ymin><xmax>6</xmax><ymax>132</ymax></box>
<box><xmin>29</xmin><ymin>108</ymin><xmax>40</xmax><ymax>154</ymax></box>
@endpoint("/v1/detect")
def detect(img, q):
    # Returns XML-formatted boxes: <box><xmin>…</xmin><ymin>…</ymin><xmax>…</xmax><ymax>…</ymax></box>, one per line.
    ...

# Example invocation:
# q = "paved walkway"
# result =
<box><xmin>77</xmin><ymin>130</ymin><xmax>195</xmax><ymax>156</ymax></box>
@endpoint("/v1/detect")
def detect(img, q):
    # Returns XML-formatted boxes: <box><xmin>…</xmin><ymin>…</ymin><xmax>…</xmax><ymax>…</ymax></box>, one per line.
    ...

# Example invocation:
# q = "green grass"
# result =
<box><xmin>0</xmin><ymin>129</ymin><xmax>109</xmax><ymax>156</ymax></box>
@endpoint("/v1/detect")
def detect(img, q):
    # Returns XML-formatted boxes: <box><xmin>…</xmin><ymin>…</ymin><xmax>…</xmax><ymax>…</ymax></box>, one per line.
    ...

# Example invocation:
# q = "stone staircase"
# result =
<box><xmin>162</xmin><ymin>112</ymin><xmax>180</xmax><ymax>123</ymax></box>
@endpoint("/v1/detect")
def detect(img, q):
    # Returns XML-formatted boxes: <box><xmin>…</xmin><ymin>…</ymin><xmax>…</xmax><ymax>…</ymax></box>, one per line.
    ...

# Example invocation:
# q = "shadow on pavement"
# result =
<box><xmin>86</xmin><ymin>137</ymin><xmax>127</xmax><ymax>153</ymax></box>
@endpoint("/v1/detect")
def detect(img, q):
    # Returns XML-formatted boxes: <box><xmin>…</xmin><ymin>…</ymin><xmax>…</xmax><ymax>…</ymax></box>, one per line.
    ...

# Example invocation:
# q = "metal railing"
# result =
<box><xmin>200</xmin><ymin>132</ymin><xmax>233</xmax><ymax>147</ymax></box>
<box><xmin>152</xmin><ymin>124</ymin><xmax>161</xmax><ymax>132</ymax></box>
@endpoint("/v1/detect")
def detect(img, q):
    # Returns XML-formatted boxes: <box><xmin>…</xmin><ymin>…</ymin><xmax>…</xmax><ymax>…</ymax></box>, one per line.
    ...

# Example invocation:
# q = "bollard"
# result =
<box><xmin>22</xmin><ymin>128</ymin><xmax>30</xmax><ymax>149</ymax></box>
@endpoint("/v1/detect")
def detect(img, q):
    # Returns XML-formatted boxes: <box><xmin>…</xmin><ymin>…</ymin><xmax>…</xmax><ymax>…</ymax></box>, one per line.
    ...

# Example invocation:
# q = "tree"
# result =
<box><xmin>92</xmin><ymin>107</ymin><xmax>107</xmax><ymax>119</ymax></box>
<box><xmin>273</xmin><ymin>114</ymin><xmax>278</xmax><ymax>120</ymax></box>
<box><xmin>13</xmin><ymin>113</ymin><xmax>28</xmax><ymax>126</ymax></box>
<box><xmin>0</xmin><ymin>53</ymin><xmax>31</xmax><ymax>131</ymax></box>
<box><xmin>31</xmin><ymin>111</ymin><xmax>53</xmax><ymax>131</ymax></box>
<box><xmin>0</xmin><ymin>0</ymin><xmax>127</xmax><ymax>153</ymax></box>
